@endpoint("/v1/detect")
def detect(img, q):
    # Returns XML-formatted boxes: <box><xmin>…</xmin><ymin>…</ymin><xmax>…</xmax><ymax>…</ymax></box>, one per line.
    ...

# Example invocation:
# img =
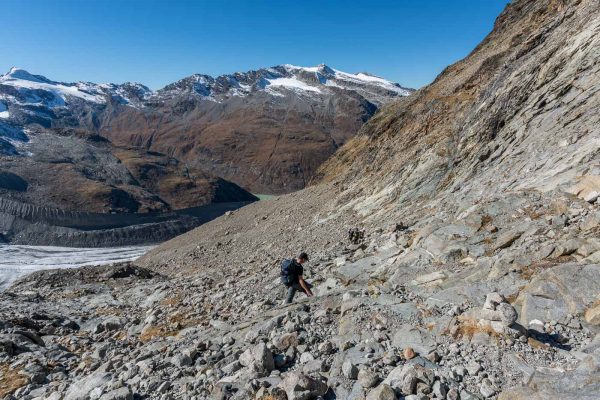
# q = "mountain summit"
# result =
<box><xmin>158</xmin><ymin>64</ymin><xmax>411</xmax><ymax>104</ymax></box>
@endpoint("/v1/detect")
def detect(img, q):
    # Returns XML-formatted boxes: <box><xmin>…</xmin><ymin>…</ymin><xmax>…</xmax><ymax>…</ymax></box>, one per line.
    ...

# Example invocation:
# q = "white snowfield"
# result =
<box><xmin>283</xmin><ymin>64</ymin><xmax>413</xmax><ymax>96</ymax></box>
<box><xmin>267</xmin><ymin>76</ymin><xmax>323</xmax><ymax>93</ymax></box>
<box><xmin>0</xmin><ymin>244</ymin><xmax>153</xmax><ymax>291</ymax></box>
<box><xmin>0</xmin><ymin>67</ymin><xmax>105</xmax><ymax>104</ymax></box>
<box><xmin>0</xmin><ymin>101</ymin><xmax>8</xmax><ymax>119</ymax></box>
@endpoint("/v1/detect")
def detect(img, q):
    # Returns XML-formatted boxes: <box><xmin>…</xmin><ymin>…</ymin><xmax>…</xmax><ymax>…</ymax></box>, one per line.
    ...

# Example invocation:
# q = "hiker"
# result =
<box><xmin>281</xmin><ymin>252</ymin><xmax>313</xmax><ymax>303</ymax></box>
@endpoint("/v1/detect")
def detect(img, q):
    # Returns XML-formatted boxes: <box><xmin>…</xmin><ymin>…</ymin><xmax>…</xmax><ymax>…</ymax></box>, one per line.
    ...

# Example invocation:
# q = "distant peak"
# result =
<box><xmin>282</xmin><ymin>64</ymin><xmax>336</xmax><ymax>75</ymax></box>
<box><xmin>316</xmin><ymin>64</ymin><xmax>335</xmax><ymax>75</ymax></box>
<box><xmin>4</xmin><ymin>67</ymin><xmax>45</xmax><ymax>82</ymax></box>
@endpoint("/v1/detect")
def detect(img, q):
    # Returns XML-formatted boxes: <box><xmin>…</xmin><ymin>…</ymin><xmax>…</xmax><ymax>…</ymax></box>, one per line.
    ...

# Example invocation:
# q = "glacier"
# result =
<box><xmin>0</xmin><ymin>244</ymin><xmax>153</xmax><ymax>291</ymax></box>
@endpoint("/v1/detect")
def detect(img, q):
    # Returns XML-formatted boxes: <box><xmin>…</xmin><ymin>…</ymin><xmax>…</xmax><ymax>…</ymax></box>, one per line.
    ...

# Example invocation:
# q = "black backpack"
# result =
<box><xmin>280</xmin><ymin>259</ymin><xmax>295</xmax><ymax>286</ymax></box>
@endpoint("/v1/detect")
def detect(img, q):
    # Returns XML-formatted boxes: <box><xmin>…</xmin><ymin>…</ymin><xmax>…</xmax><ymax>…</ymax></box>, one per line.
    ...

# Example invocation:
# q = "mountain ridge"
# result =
<box><xmin>0</xmin><ymin>64</ymin><xmax>412</xmax><ymax>196</ymax></box>
<box><xmin>0</xmin><ymin>63</ymin><xmax>412</xmax><ymax>106</ymax></box>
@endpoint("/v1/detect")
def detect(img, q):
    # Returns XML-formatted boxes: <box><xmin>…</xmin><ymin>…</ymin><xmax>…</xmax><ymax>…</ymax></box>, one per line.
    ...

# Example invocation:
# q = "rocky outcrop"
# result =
<box><xmin>514</xmin><ymin>263</ymin><xmax>600</xmax><ymax>326</ymax></box>
<box><xmin>317</xmin><ymin>0</ymin><xmax>600</xmax><ymax>219</ymax></box>
<box><xmin>498</xmin><ymin>353</ymin><xmax>600</xmax><ymax>400</ymax></box>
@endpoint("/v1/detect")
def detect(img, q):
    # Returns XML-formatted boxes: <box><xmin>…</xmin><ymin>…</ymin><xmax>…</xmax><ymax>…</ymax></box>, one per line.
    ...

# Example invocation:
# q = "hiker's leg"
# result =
<box><xmin>285</xmin><ymin>286</ymin><xmax>297</xmax><ymax>304</ymax></box>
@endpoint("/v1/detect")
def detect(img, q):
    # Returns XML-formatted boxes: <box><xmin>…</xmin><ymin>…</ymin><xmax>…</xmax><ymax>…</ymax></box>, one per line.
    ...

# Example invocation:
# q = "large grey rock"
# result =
<box><xmin>515</xmin><ymin>263</ymin><xmax>600</xmax><ymax>324</ymax></box>
<box><xmin>343</xmin><ymin>359</ymin><xmax>359</xmax><ymax>379</ymax></box>
<box><xmin>273</xmin><ymin>332</ymin><xmax>299</xmax><ymax>350</ymax></box>
<box><xmin>492</xmin><ymin>230</ymin><xmax>523</xmax><ymax>251</ymax></box>
<box><xmin>382</xmin><ymin>364</ymin><xmax>412</xmax><ymax>391</ymax></box>
<box><xmin>238</xmin><ymin>342</ymin><xmax>275</xmax><ymax>372</ymax></box>
<box><xmin>366</xmin><ymin>383</ymin><xmax>397</xmax><ymax>400</ymax></box>
<box><xmin>498</xmin><ymin>353</ymin><xmax>600</xmax><ymax>400</ymax></box>
<box><xmin>358</xmin><ymin>369</ymin><xmax>380</xmax><ymax>388</ymax></box>
<box><xmin>64</xmin><ymin>372</ymin><xmax>112</xmax><ymax>400</ymax></box>
<box><xmin>391</xmin><ymin>325</ymin><xmax>436</xmax><ymax>355</ymax></box>
<box><xmin>280</xmin><ymin>372</ymin><xmax>328</xmax><ymax>400</ymax></box>
<box><xmin>170</xmin><ymin>353</ymin><xmax>193</xmax><ymax>367</ymax></box>
<box><xmin>465</xmin><ymin>292</ymin><xmax>518</xmax><ymax>327</ymax></box>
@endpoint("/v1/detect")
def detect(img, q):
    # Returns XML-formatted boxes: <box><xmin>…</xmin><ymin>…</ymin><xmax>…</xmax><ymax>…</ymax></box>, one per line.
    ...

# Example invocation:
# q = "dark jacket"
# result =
<box><xmin>281</xmin><ymin>259</ymin><xmax>303</xmax><ymax>286</ymax></box>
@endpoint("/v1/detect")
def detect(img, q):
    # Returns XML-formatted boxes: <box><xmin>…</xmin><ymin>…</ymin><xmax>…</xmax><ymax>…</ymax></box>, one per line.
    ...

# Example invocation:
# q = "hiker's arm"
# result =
<box><xmin>299</xmin><ymin>276</ymin><xmax>313</xmax><ymax>296</ymax></box>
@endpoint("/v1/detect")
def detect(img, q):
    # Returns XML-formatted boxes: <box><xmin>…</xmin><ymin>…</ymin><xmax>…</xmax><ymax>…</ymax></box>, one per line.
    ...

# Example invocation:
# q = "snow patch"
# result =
<box><xmin>1</xmin><ymin>68</ymin><xmax>105</xmax><ymax>104</ymax></box>
<box><xmin>267</xmin><ymin>77</ymin><xmax>322</xmax><ymax>93</ymax></box>
<box><xmin>334</xmin><ymin>70</ymin><xmax>411</xmax><ymax>95</ymax></box>
<box><xmin>283</xmin><ymin>64</ymin><xmax>321</xmax><ymax>73</ymax></box>
<box><xmin>0</xmin><ymin>102</ymin><xmax>8</xmax><ymax>119</ymax></box>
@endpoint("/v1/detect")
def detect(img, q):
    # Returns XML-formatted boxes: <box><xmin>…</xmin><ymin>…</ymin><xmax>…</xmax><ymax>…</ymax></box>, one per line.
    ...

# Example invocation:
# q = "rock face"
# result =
<box><xmin>2</xmin><ymin>0</ymin><xmax>600</xmax><ymax>399</ymax></box>
<box><xmin>514</xmin><ymin>263</ymin><xmax>600</xmax><ymax>326</ymax></box>
<box><xmin>317</xmin><ymin>0</ymin><xmax>600</xmax><ymax>217</ymax></box>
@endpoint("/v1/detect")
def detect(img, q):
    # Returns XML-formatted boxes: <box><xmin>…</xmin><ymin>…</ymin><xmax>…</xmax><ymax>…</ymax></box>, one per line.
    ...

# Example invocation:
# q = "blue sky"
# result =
<box><xmin>1</xmin><ymin>0</ymin><xmax>509</xmax><ymax>89</ymax></box>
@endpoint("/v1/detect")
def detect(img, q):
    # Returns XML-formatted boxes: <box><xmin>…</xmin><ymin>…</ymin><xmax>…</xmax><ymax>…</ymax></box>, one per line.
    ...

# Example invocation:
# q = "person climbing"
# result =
<box><xmin>280</xmin><ymin>252</ymin><xmax>313</xmax><ymax>304</ymax></box>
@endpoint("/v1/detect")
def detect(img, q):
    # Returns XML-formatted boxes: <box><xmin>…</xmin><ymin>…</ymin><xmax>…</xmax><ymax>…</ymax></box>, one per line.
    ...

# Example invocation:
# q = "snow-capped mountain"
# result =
<box><xmin>157</xmin><ymin>64</ymin><xmax>412</xmax><ymax>105</ymax></box>
<box><xmin>0</xmin><ymin>67</ymin><xmax>153</xmax><ymax>113</ymax></box>
<box><xmin>0</xmin><ymin>64</ymin><xmax>413</xmax><ymax>202</ymax></box>
<box><xmin>0</xmin><ymin>64</ymin><xmax>410</xmax><ymax>119</ymax></box>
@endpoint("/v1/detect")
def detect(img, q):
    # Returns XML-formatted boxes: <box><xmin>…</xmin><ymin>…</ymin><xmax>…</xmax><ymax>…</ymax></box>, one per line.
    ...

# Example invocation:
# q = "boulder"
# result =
<box><xmin>382</xmin><ymin>364</ymin><xmax>411</xmax><ymax>390</ymax></box>
<box><xmin>492</xmin><ymin>230</ymin><xmax>523</xmax><ymax>251</ymax></box>
<box><xmin>567</xmin><ymin>175</ymin><xmax>600</xmax><ymax>203</ymax></box>
<box><xmin>0</xmin><ymin>338</ymin><xmax>15</xmax><ymax>355</ymax></box>
<box><xmin>64</xmin><ymin>372</ymin><xmax>112</xmax><ymax>400</ymax></box>
<box><xmin>280</xmin><ymin>372</ymin><xmax>328</xmax><ymax>400</ymax></box>
<box><xmin>496</xmin><ymin>303</ymin><xmax>518</xmax><ymax>326</ymax></box>
<box><xmin>299</xmin><ymin>352</ymin><xmax>315</xmax><ymax>364</ymax></box>
<box><xmin>366</xmin><ymin>384</ymin><xmax>397</xmax><ymax>400</ymax></box>
<box><xmin>584</xmin><ymin>303</ymin><xmax>600</xmax><ymax>326</ymax></box>
<box><xmin>514</xmin><ymin>263</ymin><xmax>600</xmax><ymax>325</ymax></box>
<box><xmin>170</xmin><ymin>353</ymin><xmax>193</xmax><ymax>367</ymax></box>
<box><xmin>498</xmin><ymin>354</ymin><xmax>600</xmax><ymax>399</ymax></box>
<box><xmin>238</xmin><ymin>342</ymin><xmax>275</xmax><ymax>373</ymax></box>
<box><xmin>391</xmin><ymin>325</ymin><xmax>436</xmax><ymax>355</ymax></box>
<box><xmin>343</xmin><ymin>360</ymin><xmax>359</xmax><ymax>379</ymax></box>
<box><xmin>358</xmin><ymin>369</ymin><xmax>380</xmax><ymax>388</ymax></box>
<box><xmin>273</xmin><ymin>332</ymin><xmax>299</xmax><ymax>351</ymax></box>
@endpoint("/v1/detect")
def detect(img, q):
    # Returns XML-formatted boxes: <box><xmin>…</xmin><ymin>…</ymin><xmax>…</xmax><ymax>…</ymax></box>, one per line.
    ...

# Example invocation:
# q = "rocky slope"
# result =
<box><xmin>1</xmin><ymin>0</ymin><xmax>600</xmax><ymax>399</ymax></box>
